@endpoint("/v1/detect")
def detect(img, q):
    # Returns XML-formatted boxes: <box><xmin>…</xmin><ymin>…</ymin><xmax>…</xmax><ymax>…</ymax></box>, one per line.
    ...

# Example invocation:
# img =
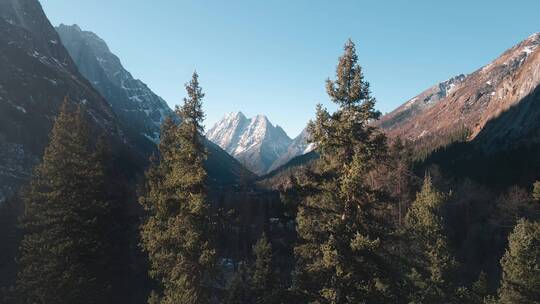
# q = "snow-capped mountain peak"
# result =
<box><xmin>206</xmin><ymin>112</ymin><xmax>292</xmax><ymax>175</ymax></box>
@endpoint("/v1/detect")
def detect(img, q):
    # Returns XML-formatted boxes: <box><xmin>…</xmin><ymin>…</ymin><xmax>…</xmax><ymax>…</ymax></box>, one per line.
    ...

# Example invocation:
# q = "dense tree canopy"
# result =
<box><xmin>497</xmin><ymin>219</ymin><xmax>540</xmax><ymax>303</ymax></box>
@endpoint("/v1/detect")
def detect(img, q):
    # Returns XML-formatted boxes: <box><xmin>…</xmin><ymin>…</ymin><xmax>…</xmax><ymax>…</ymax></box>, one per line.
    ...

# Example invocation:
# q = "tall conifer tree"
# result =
<box><xmin>403</xmin><ymin>175</ymin><xmax>459</xmax><ymax>303</ymax></box>
<box><xmin>497</xmin><ymin>219</ymin><xmax>540</xmax><ymax>303</ymax></box>
<box><xmin>16</xmin><ymin>99</ymin><xmax>111</xmax><ymax>304</ymax></box>
<box><xmin>251</xmin><ymin>233</ymin><xmax>277</xmax><ymax>304</ymax></box>
<box><xmin>293</xmin><ymin>40</ymin><xmax>393</xmax><ymax>303</ymax></box>
<box><xmin>140</xmin><ymin>72</ymin><xmax>219</xmax><ymax>304</ymax></box>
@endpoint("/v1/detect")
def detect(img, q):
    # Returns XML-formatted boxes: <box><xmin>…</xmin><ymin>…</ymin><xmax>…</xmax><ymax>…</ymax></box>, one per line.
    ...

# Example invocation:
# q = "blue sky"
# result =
<box><xmin>41</xmin><ymin>0</ymin><xmax>539</xmax><ymax>137</ymax></box>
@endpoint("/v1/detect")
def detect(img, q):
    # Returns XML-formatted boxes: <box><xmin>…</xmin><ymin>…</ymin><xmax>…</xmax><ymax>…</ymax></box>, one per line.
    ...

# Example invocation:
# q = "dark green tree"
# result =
<box><xmin>140</xmin><ymin>72</ymin><xmax>219</xmax><ymax>304</ymax></box>
<box><xmin>15</xmin><ymin>99</ymin><xmax>111</xmax><ymax>304</ymax></box>
<box><xmin>225</xmin><ymin>263</ymin><xmax>251</xmax><ymax>304</ymax></box>
<box><xmin>470</xmin><ymin>272</ymin><xmax>490</xmax><ymax>304</ymax></box>
<box><xmin>497</xmin><ymin>219</ymin><xmax>540</xmax><ymax>304</ymax></box>
<box><xmin>225</xmin><ymin>233</ymin><xmax>281</xmax><ymax>304</ymax></box>
<box><xmin>403</xmin><ymin>175</ymin><xmax>459</xmax><ymax>303</ymax></box>
<box><xmin>532</xmin><ymin>181</ymin><xmax>540</xmax><ymax>202</ymax></box>
<box><xmin>293</xmin><ymin>39</ymin><xmax>394</xmax><ymax>303</ymax></box>
<box><xmin>251</xmin><ymin>233</ymin><xmax>278</xmax><ymax>304</ymax></box>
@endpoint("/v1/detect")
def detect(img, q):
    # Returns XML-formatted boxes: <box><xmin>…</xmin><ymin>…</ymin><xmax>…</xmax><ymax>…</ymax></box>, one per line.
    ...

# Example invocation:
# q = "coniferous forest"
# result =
<box><xmin>1</xmin><ymin>1</ymin><xmax>540</xmax><ymax>303</ymax></box>
<box><xmin>1</xmin><ymin>39</ymin><xmax>540</xmax><ymax>304</ymax></box>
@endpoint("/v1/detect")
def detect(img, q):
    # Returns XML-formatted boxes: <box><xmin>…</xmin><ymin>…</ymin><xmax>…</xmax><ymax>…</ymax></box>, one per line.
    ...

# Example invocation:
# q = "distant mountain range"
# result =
<box><xmin>206</xmin><ymin>112</ymin><xmax>291</xmax><ymax>175</ymax></box>
<box><xmin>2</xmin><ymin>0</ymin><xmax>540</xmax><ymax>199</ymax></box>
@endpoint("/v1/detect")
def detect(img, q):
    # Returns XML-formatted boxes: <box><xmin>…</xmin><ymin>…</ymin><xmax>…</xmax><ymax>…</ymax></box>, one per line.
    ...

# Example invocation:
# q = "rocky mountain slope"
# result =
<box><xmin>378</xmin><ymin>33</ymin><xmax>540</xmax><ymax>153</ymax></box>
<box><xmin>0</xmin><ymin>0</ymin><xmax>123</xmax><ymax>203</ymax></box>
<box><xmin>56</xmin><ymin>24</ymin><xmax>172</xmax><ymax>150</ymax></box>
<box><xmin>378</xmin><ymin>74</ymin><xmax>466</xmax><ymax>131</ymax></box>
<box><xmin>268</xmin><ymin>127</ymin><xmax>314</xmax><ymax>173</ymax></box>
<box><xmin>207</xmin><ymin>112</ymin><xmax>292</xmax><ymax>175</ymax></box>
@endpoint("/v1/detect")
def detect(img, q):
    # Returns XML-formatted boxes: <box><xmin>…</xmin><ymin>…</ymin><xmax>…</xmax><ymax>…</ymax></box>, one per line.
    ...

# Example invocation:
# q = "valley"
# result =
<box><xmin>1</xmin><ymin>0</ymin><xmax>540</xmax><ymax>303</ymax></box>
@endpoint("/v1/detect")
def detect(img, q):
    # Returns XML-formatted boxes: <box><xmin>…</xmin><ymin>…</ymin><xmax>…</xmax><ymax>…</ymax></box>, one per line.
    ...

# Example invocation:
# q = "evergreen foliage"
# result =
<box><xmin>293</xmin><ymin>39</ymin><xmax>395</xmax><ymax>303</ymax></box>
<box><xmin>497</xmin><ymin>219</ymin><xmax>540</xmax><ymax>304</ymax></box>
<box><xmin>225</xmin><ymin>233</ymin><xmax>281</xmax><ymax>304</ymax></box>
<box><xmin>403</xmin><ymin>175</ymin><xmax>459</xmax><ymax>303</ymax></box>
<box><xmin>15</xmin><ymin>99</ymin><xmax>112</xmax><ymax>304</ymax></box>
<box><xmin>532</xmin><ymin>181</ymin><xmax>540</xmax><ymax>202</ymax></box>
<box><xmin>225</xmin><ymin>263</ymin><xmax>251</xmax><ymax>304</ymax></box>
<box><xmin>139</xmin><ymin>72</ymin><xmax>219</xmax><ymax>304</ymax></box>
<box><xmin>470</xmin><ymin>272</ymin><xmax>491</xmax><ymax>304</ymax></box>
<box><xmin>251</xmin><ymin>234</ymin><xmax>278</xmax><ymax>303</ymax></box>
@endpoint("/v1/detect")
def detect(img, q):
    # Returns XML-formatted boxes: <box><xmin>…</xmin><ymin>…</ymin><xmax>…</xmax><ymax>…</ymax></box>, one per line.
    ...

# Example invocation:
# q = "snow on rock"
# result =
<box><xmin>206</xmin><ymin>112</ymin><xmax>292</xmax><ymax>175</ymax></box>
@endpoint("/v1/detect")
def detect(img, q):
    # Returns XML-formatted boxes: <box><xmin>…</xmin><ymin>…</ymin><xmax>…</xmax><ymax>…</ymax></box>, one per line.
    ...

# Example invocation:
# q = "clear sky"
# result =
<box><xmin>40</xmin><ymin>0</ymin><xmax>539</xmax><ymax>137</ymax></box>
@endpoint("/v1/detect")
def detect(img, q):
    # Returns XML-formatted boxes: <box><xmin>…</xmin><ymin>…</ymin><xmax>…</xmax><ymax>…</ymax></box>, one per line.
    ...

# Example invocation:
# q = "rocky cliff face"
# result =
<box><xmin>56</xmin><ymin>24</ymin><xmax>173</xmax><ymax>149</ymax></box>
<box><xmin>378</xmin><ymin>33</ymin><xmax>540</xmax><ymax>153</ymax></box>
<box><xmin>0</xmin><ymin>0</ymin><xmax>122</xmax><ymax>203</ymax></box>
<box><xmin>206</xmin><ymin>112</ymin><xmax>292</xmax><ymax>175</ymax></box>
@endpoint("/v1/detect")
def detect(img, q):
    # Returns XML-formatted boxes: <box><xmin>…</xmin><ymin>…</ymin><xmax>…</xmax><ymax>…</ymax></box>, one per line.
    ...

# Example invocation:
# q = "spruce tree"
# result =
<box><xmin>293</xmin><ymin>39</ymin><xmax>394</xmax><ymax>303</ymax></box>
<box><xmin>251</xmin><ymin>234</ymin><xmax>277</xmax><ymax>304</ymax></box>
<box><xmin>403</xmin><ymin>175</ymin><xmax>459</xmax><ymax>303</ymax></box>
<box><xmin>470</xmin><ymin>272</ymin><xmax>490</xmax><ymax>304</ymax></box>
<box><xmin>140</xmin><ymin>72</ymin><xmax>219</xmax><ymax>304</ymax></box>
<box><xmin>532</xmin><ymin>181</ymin><xmax>540</xmax><ymax>202</ymax></box>
<box><xmin>16</xmin><ymin>99</ymin><xmax>111</xmax><ymax>304</ymax></box>
<box><xmin>225</xmin><ymin>263</ymin><xmax>251</xmax><ymax>304</ymax></box>
<box><xmin>225</xmin><ymin>234</ymin><xmax>280</xmax><ymax>304</ymax></box>
<box><xmin>497</xmin><ymin>219</ymin><xmax>540</xmax><ymax>304</ymax></box>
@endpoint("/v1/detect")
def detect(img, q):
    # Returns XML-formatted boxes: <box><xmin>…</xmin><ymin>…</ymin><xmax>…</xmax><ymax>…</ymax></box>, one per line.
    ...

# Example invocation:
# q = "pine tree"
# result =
<box><xmin>15</xmin><ymin>99</ymin><xmax>111</xmax><ymax>304</ymax></box>
<box><xmin>403</xmin><ymin>175</ymin><xmax>459</xmax><ymax>303</ymax></box>
<box><xmin>497</xmin><ymin>219</ymin><xmax>540</xmax><ymax>304</ymax></box>
<box><xmin>140</xmin><ymin>72</ymin><xmax>219</xmax><ymax>304</ymax></box>
<box><xmin>293</xmin><ymin>39</ymin><xmax>394</xmax><ymax>303</ymax></box>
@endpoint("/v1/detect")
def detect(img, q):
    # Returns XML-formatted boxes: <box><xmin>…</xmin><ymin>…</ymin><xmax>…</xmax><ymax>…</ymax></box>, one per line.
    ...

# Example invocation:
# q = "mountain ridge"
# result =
<box><xmin>377</xmin><ymin>32</ymin><xmax>540</xmax><ymax>154</ymax></box>
<box><xmin>56</xmin><ymin>24</ymin><xmax>173</xmax><ymax>149</ymax></box>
